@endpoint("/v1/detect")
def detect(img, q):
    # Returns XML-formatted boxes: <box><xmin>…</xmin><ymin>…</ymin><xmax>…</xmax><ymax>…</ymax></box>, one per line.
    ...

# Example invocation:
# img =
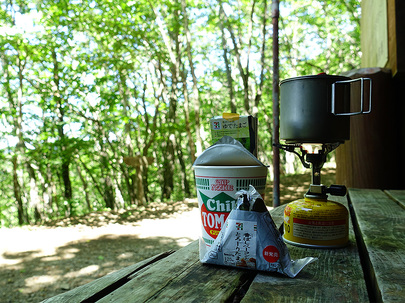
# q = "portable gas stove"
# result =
<box><xmin>278</xmin><ymin>74</ymin><xmax>372</xmax><ymax>248</ymax></box>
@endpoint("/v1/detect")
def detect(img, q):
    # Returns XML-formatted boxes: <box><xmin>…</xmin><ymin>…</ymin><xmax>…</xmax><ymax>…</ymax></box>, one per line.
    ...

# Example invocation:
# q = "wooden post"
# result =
<box><xmin>272</xmin><ymin>0</ymin><xmax>280</xmax><ymax>207</ymax></box>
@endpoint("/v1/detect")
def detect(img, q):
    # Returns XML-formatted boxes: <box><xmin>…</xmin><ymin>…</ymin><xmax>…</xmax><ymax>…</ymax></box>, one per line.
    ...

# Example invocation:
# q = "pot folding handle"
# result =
<box><xmin>331</xmin><ymin>78</ymin><xmax>372</xmax><ymax>116</ymax></box>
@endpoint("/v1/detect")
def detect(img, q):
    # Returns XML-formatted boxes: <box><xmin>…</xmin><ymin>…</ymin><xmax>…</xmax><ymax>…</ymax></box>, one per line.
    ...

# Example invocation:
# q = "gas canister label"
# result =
<box><xmin>293</xmin><ymin>218</ymin><xmax>347</xmax><ymax>240</ymax></box>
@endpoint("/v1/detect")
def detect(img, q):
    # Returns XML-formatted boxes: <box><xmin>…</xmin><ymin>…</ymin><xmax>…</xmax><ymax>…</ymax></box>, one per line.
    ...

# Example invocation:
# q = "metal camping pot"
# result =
<box><xmin>280</xmin><ymin>74</ymin><xmax>372</xmax><ymax>144</ymax></box>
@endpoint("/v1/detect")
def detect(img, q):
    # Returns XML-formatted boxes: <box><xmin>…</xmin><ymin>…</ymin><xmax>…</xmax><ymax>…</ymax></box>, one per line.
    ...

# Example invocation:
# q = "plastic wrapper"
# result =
<box><xmin>201</xmin><ymin>185</ymin><xmax>317</xmax><ymax>278</ymax></box>
<box><xmin>193</xmin><ymin>136</ymin><xmax>265</xmax><ymax>166</ymax></box>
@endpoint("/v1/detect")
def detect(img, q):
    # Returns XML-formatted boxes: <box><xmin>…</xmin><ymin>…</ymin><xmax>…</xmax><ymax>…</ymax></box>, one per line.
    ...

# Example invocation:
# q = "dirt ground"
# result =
<box><xmin>0</xmin><ymin>200</ymin><xmax>201</xmax><ymax>303</ymax></box>
<box><xmin>0</xmin><ymin>168</ymin><xmax>335</xmax><ymax>303</ymax></box>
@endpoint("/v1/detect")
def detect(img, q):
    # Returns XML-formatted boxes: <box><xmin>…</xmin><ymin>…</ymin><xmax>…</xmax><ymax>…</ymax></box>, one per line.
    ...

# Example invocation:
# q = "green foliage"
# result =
<box><xmin>0</xmin><ymin>0</ymin><xmax>361</xmax><ymax>227</ymax></box>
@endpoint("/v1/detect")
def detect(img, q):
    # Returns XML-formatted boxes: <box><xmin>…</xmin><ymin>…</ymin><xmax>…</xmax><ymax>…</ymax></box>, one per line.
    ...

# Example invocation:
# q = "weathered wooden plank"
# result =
<box><xmin>361</xmin><ymin>0</ymin><xmax>388</xmax><ymax>67</ymax></box>
<box><xmin>143</xmin><ymin>259</ymin><xmax>254</xmax><ymax>302</ymax></box>
<box><xmin>41</xmin><ymin>251</ymin><xmax>174</xmax><ymax>303</ymax></box>
<box><xmin>348</xmin><ymin>188</ymin><xmax>405</xmax><ymax>302</ymax></box>
<box><xmin>385</xmin><ymin>189</ymin><xmax>405</xmax><ymax>209</ymax></box>
<box><xmin>242</xmin><ymin>196</ymin><xmax>369</xmax><ymax>302</ymax></box>
<box><xmin>97</xmin><ymin>240</ymin><xmax>250</xmax><ymax>302</ymax></box>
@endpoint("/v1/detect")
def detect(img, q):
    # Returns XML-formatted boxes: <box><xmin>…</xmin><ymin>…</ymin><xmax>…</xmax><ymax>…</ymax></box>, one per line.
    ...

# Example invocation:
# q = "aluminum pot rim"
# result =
<box><xmin>280</xmin><ymin>74</ymin><xmax>350</xmax><ymax>85</ymax></box>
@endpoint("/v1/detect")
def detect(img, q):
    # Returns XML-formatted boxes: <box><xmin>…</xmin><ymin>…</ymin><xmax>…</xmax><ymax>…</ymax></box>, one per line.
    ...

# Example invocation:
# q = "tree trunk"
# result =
<box><xmin>118</xmin><ymin>68</ymin><xmax>137</xmax><ymax>205</ymax></box>
<box><xmin>3</xmin><ymin>49</ymin><xmax>28</xmax><ymax>225</ymax></box>
<box><xmin>219</xmin><ymin>2</ymin><xmax>251</xmax><ymax>113</ymax></box>
<box><xmin>51</xmin><ymin>49</ymin><xmax>73</xmax><ymax>213</ymax></box>
<box><xmin>151</xmin><ymin>6</ymin><xmax>182</xmax><ymax>200</ymax></box>
<box><xmin>219</xmin><ymin>7</ymin><xmax>237</xmax><ymax>113</ymax></box>
<box><xmin>253</xmin><ymin>0</ymin><xmax>268</xmax><ymax>116</ymax></box>
<box><xmin>99</xmin><ymin>134</ymin><xmax>116</xmax><ymax>209</ymax></box>
<box><xmin>36</xmin><ymin>169</ymin><xmax>53</xmax><ymax>217</ymax></box>
<box><xmin>79</xmin><ymin>158</ymin><xmax>104</xmax><ymax>201</ymax></box>
<box><xmin>76</xmin><ymin>164</ymin><xmax>92</xmax><ymax>211</ymax></box>
<box><xmin>47</xmin><ymin>164</ymin><xmax>58</xmax><ymax>214</ymax></box>
<box><xmin>12</xmin><ymin>156</ymin><xmax>24</xmax><ymax>225</ymax></box>
<box><xmin>136</xmin><ymin>160</ymin><xmax>147</xmax><ymax>206</ymax></box>
<box><xmin>180</xmin><ymin>60</ymin><xmax>197</xmax><ymax>164</ymax></box>
<box><xmin>26</xmin><ymin>164</ymin><xmax>43</xmax><ymax>222</ymax></box>
<box><xmin>175</xmin><ymin>134</ymin><xmax>191</xmax><ymax>198</ymax></box>
<box><xmin>181</xmin><ymin>0</ymin><xmax>203</xmax><ymax>157</ymax></box>
<box><xmin>104</xmin><ymin>175</ymin><xmax>115</xmax><ymax>209</ymax></box>
<box><xmin>161</xmin><ymin>136</ymin><xmax>175</xmax><ymax>200</ymax></box>
<box><xmin>141</xmin><ymin>67</ymin><xmax>161</xmax><ymax>204</ymax></box>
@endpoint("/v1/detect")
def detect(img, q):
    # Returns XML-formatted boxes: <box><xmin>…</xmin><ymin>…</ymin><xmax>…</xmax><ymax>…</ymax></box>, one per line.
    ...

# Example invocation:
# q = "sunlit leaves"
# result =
<box><xmin>0</xmin><ymin>0</ymin><xmax>361</xmax><ymax>226</ymax></box>
<box><xmin>280</xmin><ymin>0</ymin><xmax>361</xmax><ymax>76</ymax></box>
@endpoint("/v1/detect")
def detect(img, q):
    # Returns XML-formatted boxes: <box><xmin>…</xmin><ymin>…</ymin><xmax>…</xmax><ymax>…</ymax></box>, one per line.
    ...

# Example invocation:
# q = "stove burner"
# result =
<box><xmin>275</xmin><ymin>142</ymin><xmax>346</xmax><ymax>199</ymax></box>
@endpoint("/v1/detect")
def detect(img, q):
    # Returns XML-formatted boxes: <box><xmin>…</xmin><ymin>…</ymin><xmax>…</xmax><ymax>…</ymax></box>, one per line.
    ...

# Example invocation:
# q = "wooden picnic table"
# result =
<box><xmin>42</xmin><ymin>188</ymin><xmax>405</xmax><ymax>302</ymax></box>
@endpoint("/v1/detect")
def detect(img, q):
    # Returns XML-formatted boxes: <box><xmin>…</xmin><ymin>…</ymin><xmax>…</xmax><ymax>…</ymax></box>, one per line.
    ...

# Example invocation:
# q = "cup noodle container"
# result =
<box><xmin>193</xmin><ymin>165</ymin><xmax>268</xmax><ymax>260</ymax></box>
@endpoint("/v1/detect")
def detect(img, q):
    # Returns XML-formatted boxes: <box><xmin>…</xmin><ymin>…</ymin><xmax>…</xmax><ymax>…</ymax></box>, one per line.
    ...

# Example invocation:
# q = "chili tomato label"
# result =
<box><xmin>199</xmin><ymin>191</ymin><xmax>236</xmax><ymax>240</ymax></box>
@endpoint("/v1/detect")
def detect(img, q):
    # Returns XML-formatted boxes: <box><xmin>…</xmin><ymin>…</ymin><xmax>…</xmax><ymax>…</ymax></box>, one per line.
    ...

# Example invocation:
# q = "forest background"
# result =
<box><xmin>0</xmin><ymin>0</ymin><xmax>361</xmax><ymax>227</ymax></box>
